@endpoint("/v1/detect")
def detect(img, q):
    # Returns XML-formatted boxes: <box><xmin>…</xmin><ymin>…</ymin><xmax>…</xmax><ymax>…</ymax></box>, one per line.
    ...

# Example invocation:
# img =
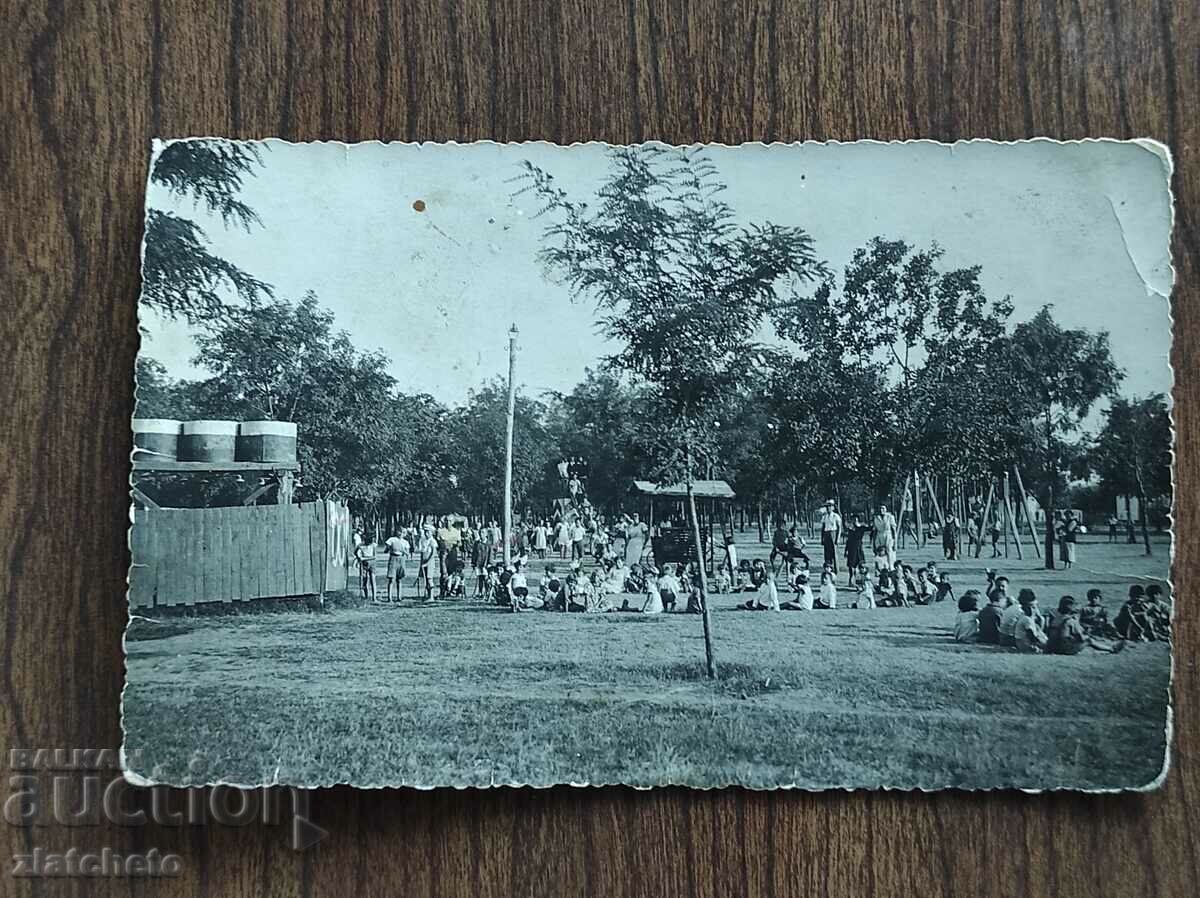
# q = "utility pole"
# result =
<box><xmin>503</xmin><ymin>324</ymin><xmax>518</xmax><ymax>567</ymax></box>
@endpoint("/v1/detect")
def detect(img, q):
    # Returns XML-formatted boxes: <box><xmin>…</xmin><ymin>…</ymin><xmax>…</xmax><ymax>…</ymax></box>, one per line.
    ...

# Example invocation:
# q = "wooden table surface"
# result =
<box><xmin>2</xmin><ymin>2</ymin><xmax>1196</xmax><ymax>896</ymax></box>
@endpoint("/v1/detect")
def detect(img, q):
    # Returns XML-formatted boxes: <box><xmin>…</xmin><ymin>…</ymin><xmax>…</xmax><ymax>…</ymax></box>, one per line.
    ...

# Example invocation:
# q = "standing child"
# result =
<box><xmin>721</xmin><ymin>535</ymin><xmax>740</xmax><ymax>591</ymax></box>
<box><xmin>354</xmin><ymin>538</ymin><xmax>376</xmax><ymax>602</ymax></box>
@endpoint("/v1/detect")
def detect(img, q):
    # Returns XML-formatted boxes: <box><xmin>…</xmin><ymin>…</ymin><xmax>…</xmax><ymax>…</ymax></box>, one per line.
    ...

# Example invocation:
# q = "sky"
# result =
<box><xmin>140</xmin><ymin>138</ymin><xmax>1174</xmax><ymax>411</ymax></box>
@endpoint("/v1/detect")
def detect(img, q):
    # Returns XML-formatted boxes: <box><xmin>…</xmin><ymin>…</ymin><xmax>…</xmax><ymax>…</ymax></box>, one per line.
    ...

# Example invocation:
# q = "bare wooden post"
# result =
<box><xmin>686</xmin><ymin>447</ymin><xmax>717</xmax><ymax>679</ymax></box>
<box><xmin>924</xmin><ymin>471</ymin><xmax>946</xmax><ymax>529</ymax></box>
<box><xmin>1003</xmin><ymin>471</ymin><xmax>1023</xmax><ymax>560</ymax></box>
<box><xmin>974</xmin><ymin>479</ymin><xmax>996</xmax><ymax>558</ymax></box>
<box><xmin>1012</xmin><ymin>465</ymin><xmax>1042</xmax><ymax>559</ymax></box>
<box><xmin>502</xmin><ymin>324</ymin><xmax>518</xmax><ymax>567</ymax></box>
<box><xmin>895</xmin><ymin>472</ymin><xmax>913</xmax><ymax>549</ymax></box>
<box><xmin>913</xmin><ymin>471</ymin><xmax>925</xmax><ymax>548</ymax></box>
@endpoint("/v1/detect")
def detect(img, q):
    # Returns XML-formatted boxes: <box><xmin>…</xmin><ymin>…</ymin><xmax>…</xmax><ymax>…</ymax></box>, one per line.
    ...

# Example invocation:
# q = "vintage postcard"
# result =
<box><xmin>125</xmin><ymin>138</ymin><xmax>1174</xmax><ymax>791</ymax></box>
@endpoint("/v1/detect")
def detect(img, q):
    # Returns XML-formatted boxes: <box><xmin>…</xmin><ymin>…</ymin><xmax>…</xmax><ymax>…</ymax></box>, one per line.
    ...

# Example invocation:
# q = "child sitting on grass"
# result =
<box><xmin>584</xmin><ymin>570</ymin><xmax>615</xmax><ymax>613</ymax></box>
<box><xmin>1047</xmin><ymin>595</ymin><xmax>1127</xmax><ymax>654</ymax></box>
<box><xmin>934</xmin><ymin>573</ymin><xmax>955</xmax><ymax>605</ymax></box>
<box><xmin>1013</xmin><ymin>590</ymin><xmax>1048</xmax><ymax>653</ymax></box>
<box><xmin>914</xmin><ymin>567</ymin><xmax>934</xmax><ymax>604</ymax></box>
<box><xmin>854</xmin><ymin>569</ymin><xmax>875</xmax><ymax>609</ymax></box>
<box><xmin>999</xmin><ymin>586</ymin><xmax>1030</xmax><ymax>647</ymax></box>
<box><xmin>986</xmin><ymin>573</ymin><xmax>1009</xmax><ymax>606</ymax></box>
<box><xmin>815</xmin><ymin>569</ymin><xmax>838</xmax><ymax>609</ymax></box>
<box><xmin>1078</xmin><ymin>588</ymin><xmax>1111</xmax><ymax>635</ymax></box>
<box><xmin>541</xmin><ymin>565</ymin><xmax>565</xmax><ymax>611</ymax></box>
<box><xmin>741</xmin><ymin>565</ymin><xmax>782</xmax><ymax>611</ymax></box>
<box><xmin>1114</xmin><ymin>584</ymin><xmax>1157</xmax><ymax>641</ymax></box>
<box><xmin>954</xmin><ymin>590</ymin><xmax>982</xmax><ymax>643</ymax></box>
<box><xmin>779</xmin><ymin>569</ymin><xmax>813</xmax><ymax>611</ymax></box>
<box><xmin>873</xmin><ymin>546</ymin><xmax>891</xmax><ymax>576</ymax></box>
<box><xmin>976</xmin><ymin>590</ymin><xmax>1004</xmax><ymax>645</ymax></box>
<box><xmin>1146</xmin><ymin>583</ymin><xmax>1172</xmax><ymax>639</ymax></box>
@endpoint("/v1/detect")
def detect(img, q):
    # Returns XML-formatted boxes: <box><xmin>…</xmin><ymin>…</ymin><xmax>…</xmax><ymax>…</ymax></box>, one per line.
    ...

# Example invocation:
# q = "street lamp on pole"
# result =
<box><xmin>503</xmin><ymin>324</ymin><xmax>519</xmax><ymax>566</ymax></box>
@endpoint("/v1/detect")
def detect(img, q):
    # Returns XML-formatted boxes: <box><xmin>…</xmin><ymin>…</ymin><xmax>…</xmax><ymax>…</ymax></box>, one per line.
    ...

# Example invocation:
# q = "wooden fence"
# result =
<box><xmin>128</xmin><ymin>500</ymin><xmax>350</xmax><ymax>609</ymax></box>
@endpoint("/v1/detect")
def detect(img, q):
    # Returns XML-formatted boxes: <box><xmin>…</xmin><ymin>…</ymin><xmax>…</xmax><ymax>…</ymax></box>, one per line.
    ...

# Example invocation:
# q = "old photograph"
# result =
<box><xmin>124</xmin><ymin>138</ymin><xmax>1174</xmax><ymax>790</ymax></box>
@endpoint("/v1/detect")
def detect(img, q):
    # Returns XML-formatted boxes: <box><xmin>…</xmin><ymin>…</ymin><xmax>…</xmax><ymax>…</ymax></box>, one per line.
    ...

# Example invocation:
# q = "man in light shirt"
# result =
<box><xmin>819</xmin><ymin>499</ymin><xmax>843</xmax><ymax>574</ymax></box>
<box><xmin>382</xmin><ymin>531</ymin><xmax>411</xmax><ymax>603</ymax></box>
<box><xmin>871</xmin><ymin>504</ymin><xmax>897</xmax><ymax>567</ymax></box>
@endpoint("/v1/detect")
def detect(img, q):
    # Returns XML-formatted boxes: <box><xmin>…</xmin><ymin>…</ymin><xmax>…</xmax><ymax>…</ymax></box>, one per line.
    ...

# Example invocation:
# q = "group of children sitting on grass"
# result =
<box><xmin>490</xmin><ymin>556</ymin><xmax>707</xmax><ymax>614</ymax></box>
<box><xmin>736</xmin><ymin>552</ymin><xmax>955</xmax><ymax>611</ymax></box>
<box><xmin>951</xmin><ymin>571</ymin><xmax>1171</xmax><ymax>653</ymax></box>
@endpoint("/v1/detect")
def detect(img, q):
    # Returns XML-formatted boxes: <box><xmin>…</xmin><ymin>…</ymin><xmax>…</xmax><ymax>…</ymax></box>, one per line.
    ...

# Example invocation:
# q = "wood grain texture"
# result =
<box><xmin>1</xmin><ymin>1</ymin><xmax>1197</xmax><ymax>895</ymax></box>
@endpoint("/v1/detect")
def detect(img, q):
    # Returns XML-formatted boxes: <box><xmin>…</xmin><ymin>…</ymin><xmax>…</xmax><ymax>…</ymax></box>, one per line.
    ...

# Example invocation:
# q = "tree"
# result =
<box><xmin>177</xmin><ymin>292</ymin><xmax>425</xmax><ymax>512</ymax></box>
<box><xmin>134</xmin><ymin>358</ymin><xmax>200</xmax><ymax>419</ymax></box>
<box><xmin>544</xmin><ymin>369</ymin><xmax>653</xmax><ymax>514</ymax></box>
<box><xmin>142</xmin><ymin>140</ymin><xmax>272</xmax><ymax>323</ymax></box>
<box><xmin>777</xmin><ymin>238</ymin><xmax>1017</xmax><ymax>501</ymax></box>
<box><xmin>449</xmin><ymin>380</ymin><xmax>556</xmax><ymax>520</ymax></box>
<box><xmin>520</xmin><ymin>146</ymin><xmax>827</xmax><ymax>677</ymax></box>
<box><xmin>1091</xmin><ymin>394</ymin><xmax>1172</xmax><ymax>555</ymax></box>
<box><xmin>1009</xmin><ymin>307</ymin><xmax>1124</xmax><ymax>568</ymax></box>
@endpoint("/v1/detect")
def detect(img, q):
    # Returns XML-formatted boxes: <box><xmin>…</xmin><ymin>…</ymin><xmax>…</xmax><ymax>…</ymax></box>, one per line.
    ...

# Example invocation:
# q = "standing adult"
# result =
<box><xmin>1061</xmin><ymin>511</ymin><xmax>1080</xmax><ymax>570</ymax></box>
<box><xmin>943</xmin><ymin>514</ymin><xmax>960</xmax><ymax>561</ymax></box>
<box><xmin>570</xmin><ymin>518</ymin><xmax>587</xmax><ymax>562</ymax></box>
<box><xmin>844</xmin><ymin>515</ymin><xmax>870</xmax><ymax>585</ymax></box>
<box><xmin>625</xmin><ymin>512</ymin><xmax>648</xmax><ymax>566</ymax></box>
<box><xmin>818</xmin><ymin>499</ymin><xmax>842</xmax><ymax>573</ymax></box>
<box><xmin>871</xmin><ymin>504</ymin><xmax>897</xmax><ymax>567</ymax></box>
<box><xmin>415</xmin><ymin>526</ymin><xmax>438</xmax><ymax>601</ymax></box>
<box><xmin>1107</xmin><ymin>514</ymin><xmax>1119</xmax><ymax>543</ymax></box>
<box><xmin>382</xmin><ymin>529</ymin><xmax>411</xmax><ymax>603</ymax></box>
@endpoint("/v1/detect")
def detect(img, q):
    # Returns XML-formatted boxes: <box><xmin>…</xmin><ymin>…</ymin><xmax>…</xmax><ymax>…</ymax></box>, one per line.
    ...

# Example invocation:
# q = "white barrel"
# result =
<box><xmin>236</xmin><ymin>421</ymin><xmax>298</xmax><ymax>464</ymax></box>
<box><xmin>178</xmin><ymin>420</ymin><xmax>238</xmax><ymax>462</ymax></box>
<box><xmin>132</xmin><ymin>418</ymin><xmax>180</xmax><ymax>460</ymax></box>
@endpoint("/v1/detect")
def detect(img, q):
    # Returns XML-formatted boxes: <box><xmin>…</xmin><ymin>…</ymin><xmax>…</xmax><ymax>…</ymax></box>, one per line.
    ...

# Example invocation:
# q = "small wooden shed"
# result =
<box><xmin>631</xmin><ymin>479</ymin><xmax>736</xmax><ymax>571</ymax></box>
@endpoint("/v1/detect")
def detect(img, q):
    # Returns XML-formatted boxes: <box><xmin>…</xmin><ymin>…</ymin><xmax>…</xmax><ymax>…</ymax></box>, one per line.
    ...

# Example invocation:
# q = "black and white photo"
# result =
<box><xmin>125</xmin><ymin>138</ymin><xmax>1174</xmax><ymax>791</ymax></box>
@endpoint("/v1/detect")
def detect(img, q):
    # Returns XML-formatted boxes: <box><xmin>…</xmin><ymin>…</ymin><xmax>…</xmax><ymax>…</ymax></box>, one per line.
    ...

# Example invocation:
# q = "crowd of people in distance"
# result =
<box><xmin>951</xmin><ymin>572</ymin><xmax>1171</xmax><ymax>653</ymax></box>
<box><xmin>349</xmin><ymin>496</ymin><xmax>1170</xmax><ymax>651</ymax></box>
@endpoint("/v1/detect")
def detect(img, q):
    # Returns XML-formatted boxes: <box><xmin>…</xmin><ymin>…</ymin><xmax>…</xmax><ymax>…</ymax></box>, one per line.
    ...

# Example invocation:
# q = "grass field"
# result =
<box><xmin>122</xmin><ymin>535</ymin><xmax>1172</xmax><ymax>791</ymax></box>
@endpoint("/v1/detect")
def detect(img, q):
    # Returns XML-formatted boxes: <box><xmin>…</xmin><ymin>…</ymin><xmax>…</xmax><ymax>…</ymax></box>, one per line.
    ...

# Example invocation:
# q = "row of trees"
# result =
<box><xmin>140</xmin><ymin>142</ymin><xmax>1172</xmax><ymax>571</ymax></box>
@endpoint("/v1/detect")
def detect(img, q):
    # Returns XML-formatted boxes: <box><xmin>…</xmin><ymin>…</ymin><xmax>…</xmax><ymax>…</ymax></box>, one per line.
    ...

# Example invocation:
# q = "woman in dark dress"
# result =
<box><xmin>843</xmin><ymin>515</ymin><xmax>870</xmax><ymax>585</ymax></box>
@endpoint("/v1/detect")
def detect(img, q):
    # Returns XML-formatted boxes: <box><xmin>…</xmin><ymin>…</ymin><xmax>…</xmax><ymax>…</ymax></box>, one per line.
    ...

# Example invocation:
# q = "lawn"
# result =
<box><xmin>122</xmin><ymin>536</ymin><xmax>1173</xmax><ymax>791</ymax></box>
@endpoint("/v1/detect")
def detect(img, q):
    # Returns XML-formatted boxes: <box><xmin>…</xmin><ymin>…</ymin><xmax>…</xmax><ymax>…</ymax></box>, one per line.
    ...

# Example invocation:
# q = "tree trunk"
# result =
<box><xmin>1043</xmin><ymin>407</ymin><xmax>1057</xmax><ymax>569</ymax></box>
<box><xmin>1135</xmin><ymin>461</ymin><xmax>1153</xmax><ymax>557</ymax></box>
<box><xmin>686</xmin><ymin>447</ymin><xmax>717</xmax><ymax>680</ymax></box>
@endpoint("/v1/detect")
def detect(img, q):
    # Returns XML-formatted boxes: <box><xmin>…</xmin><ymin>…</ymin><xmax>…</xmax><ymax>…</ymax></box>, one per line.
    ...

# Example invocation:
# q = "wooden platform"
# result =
<box><xmin>132</xmin><ymin>459</ymin><xmax>300</xmax><ymax>473</ymax></box>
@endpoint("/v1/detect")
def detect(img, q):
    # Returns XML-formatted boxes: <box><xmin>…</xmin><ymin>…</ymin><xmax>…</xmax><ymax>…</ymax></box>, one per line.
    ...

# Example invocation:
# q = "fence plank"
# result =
<box><xmin>311</xmin><ymin>501</ymin><xmax>326</xmax><ymax>597</ymax></box>
<box><xmin>128</xmin><ymin>508</ymin><xmax>149</xmax><ymax>608</ymax></box>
